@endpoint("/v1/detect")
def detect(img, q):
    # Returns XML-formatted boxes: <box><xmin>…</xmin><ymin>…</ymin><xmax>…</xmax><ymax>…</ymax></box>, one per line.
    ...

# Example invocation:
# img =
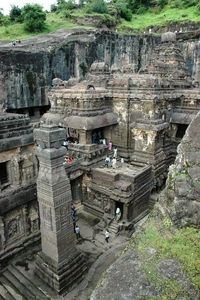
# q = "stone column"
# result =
<box><xmin>34</xmin><ymin>123</ymin><xmax>86</xmax><ymax>294</ymax></box>
<box><xmin>79</xmin><ymin>129</ymin><xmax>91</xmax><ymax>144</ymax></box>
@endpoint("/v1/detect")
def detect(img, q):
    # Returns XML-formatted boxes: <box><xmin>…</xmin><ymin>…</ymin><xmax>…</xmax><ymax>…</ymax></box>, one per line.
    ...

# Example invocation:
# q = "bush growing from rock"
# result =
<box><xmin>22</xmin><ymin>4</ymin><xmax>46</xmax><ymax>32</ymax></box>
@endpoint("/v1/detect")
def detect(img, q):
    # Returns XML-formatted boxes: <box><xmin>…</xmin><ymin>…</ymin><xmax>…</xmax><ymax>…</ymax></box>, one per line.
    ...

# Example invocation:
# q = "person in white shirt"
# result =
<box><xmin>75</xmin><ymin>225</ymin><xmax>81</xmax><ymax>240</ymax></box>
<box><xmin>115</xmin><ymin>207</ymin><xmax>121</xmax><ymax>221</ymax></box>
<box><xmin>105</xmin><ymin>229</ymin><xmax>110</xmax><ymax>243</ymax></box>
<box><xmin>113</xmin><ymin>147</ymin><xmax>117</xmax><ymax>158</ymax></box>
<box><xmin>105</xmin><ymin>156</ymin><xmax>111</xmax><ymax>167</ymax></box>
<box><xmin>112</xmin><ymin>157</ymin><xmax>117</xmax><ymax>169</ymax></box>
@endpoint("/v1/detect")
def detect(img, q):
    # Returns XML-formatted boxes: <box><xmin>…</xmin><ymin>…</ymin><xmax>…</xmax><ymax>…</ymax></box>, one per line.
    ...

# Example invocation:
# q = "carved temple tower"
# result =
<box><xmin>34</xmin><ymin>123</ymin><xmax>86</xmax><ymax>294</ymax></box>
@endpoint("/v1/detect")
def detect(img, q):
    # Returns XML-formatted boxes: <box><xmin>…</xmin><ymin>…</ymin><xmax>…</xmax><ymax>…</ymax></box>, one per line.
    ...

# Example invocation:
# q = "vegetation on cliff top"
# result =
<box><xmin>130</xmin><ymin>212</ymin><xmax>200</xmax><ymax>298</ymax></box>
<box><xmin>0</xmin><ymin>0</ymin><xmax>200</xmax><ymax>39</ymax></box>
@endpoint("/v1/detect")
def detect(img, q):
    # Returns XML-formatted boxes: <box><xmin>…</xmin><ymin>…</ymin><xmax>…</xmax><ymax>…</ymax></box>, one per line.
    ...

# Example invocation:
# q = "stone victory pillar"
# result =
<box><xmin>34</xmin><ymin>123</ymin><xmax>86</xmax><ymax>294</ymax></box>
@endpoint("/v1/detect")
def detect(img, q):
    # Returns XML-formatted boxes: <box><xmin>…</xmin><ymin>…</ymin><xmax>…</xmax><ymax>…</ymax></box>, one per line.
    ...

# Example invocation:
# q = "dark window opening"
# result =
<box><xmin>92</xmin><ymin>128</ymin><xmax>104</xmax><ymax>144</ymax></box>
<box><xmin>0</xmin><ymin>162</ymin><xmax>9</xmax><ymax>188</ymax></box>
<box><xmin>176</xmin><ymin>124</ymin><xmax>188</xmax><ymax>139</ymax></box>
<box><xmin>67</xmin><ymin>128</ymin><xmax>79</xmax><ymax>143</ymax></box>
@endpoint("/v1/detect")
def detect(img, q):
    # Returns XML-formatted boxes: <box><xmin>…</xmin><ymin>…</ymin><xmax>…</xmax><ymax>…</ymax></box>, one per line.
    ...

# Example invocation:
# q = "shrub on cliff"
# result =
<box><xmin>55</xmin><ymin>0</ymin><xmax>77</xmax><ymax>13</ymax></box>
<box><xmin>85</xmin><ymin>0</ymin><xmax>108</xmax><ymax>14</ymax></box>
<box><xmin>97</xmin><ymin>14</ymin><xmax>118</xmax><ymax>28</ymax></box>
<box><xmin>9</xmin><ymin>6</ymin><xmax>23</xmax><ymax>23</ymax></box>
<box><xmin>22</xmin><ymin>4</ymin><xmax>46</xmax><ymax>32</ymax></box>
<box><xmin>127</xmin><ymin>0</ymin><xmax>155</xmax><ymax>13</ymax></box>
<box><xmin>114</xmin><ymin>1</ymin><xmax>132</xmax><ymax>21</ymax></box>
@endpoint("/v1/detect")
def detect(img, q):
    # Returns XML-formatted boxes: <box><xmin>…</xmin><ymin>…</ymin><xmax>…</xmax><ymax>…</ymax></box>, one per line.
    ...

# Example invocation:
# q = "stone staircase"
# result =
<box><xmin>0</xmin><ymin>264</ymin><xmax>50</xmax><ymax>300</ymax></box>
<box><xmin>0</xmin><ymin>283</ymin><xmax>17</xmax><ymax>300</ymax></box>
<box><xmin>108</xmin><ymin>219</ymin><xmax>119</xmax><ymax>235</ymax></box>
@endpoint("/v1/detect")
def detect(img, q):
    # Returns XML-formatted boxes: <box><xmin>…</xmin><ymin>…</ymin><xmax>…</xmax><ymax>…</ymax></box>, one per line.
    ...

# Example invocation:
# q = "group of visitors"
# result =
<box><xmin>12</xmin><ymin>40</ymin><xmax>21</xmax><ymax>47</ymax></box>
<box><xmin>65</xmin><ymin>156</ymin><xmax>74</xmax><ymax>165</ymax></box>
<box><xmin>71</xmin><ymin>203</ymin><xmax>122</xmax><ymax>244</ymax></box>
<box><xmin>71</xmin><ymin>203</ymin><xmax>81</xmax><ymax>240</ymax></box>
<box><xmin>105</xmin><ymin>156</ymin><xmax>117</xmax><ymax>168</ymax></box>
<box><xmin>63</xmin><ymin>136</ymin><xmax>79</xmax><ymax>149</ymax></box>
<box><xmin>104</xmin><ymin>145</ymin><xmax>118</xmax><ymax>168</ymax></box>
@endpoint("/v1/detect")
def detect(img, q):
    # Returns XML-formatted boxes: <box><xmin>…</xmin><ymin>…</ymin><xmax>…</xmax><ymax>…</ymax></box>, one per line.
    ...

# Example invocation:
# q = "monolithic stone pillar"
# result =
<box><xmin>34</xmin><ymin>123</ymin><xmax>86</xmax><ymax>294</ymax></box>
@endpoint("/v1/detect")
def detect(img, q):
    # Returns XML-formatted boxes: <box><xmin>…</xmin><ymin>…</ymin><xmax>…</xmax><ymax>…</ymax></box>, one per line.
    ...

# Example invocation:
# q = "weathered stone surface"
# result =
<box><xmin>164</xmin><ymin>111</ymin><xmax>200</xmax><ymax>226</ymax></box>
<box><xmin>91</xmin><ymin>250</ymin><xmax>199</xmax><ymax>300</ymax></box>
<box><xmin>0</xmin><ymin>113</ymin><xmax>39</xmax><ymax>267</ymax></box>
<box><xmin>91</xmin><ymin>250</ymin><xmax>159</xmax><ymax>300</ymax></box>
<box><xmin>34</xmin><ymin>124</ymin><xmax>87</xmax><ymax>294</ymax></box>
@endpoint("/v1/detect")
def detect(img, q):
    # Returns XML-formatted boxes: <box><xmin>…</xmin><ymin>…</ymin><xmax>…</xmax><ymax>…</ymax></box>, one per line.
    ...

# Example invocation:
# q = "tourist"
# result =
<box><xmin>108</xmin><ymin>140</ymin><xmax>112</xmax><ymax>151</ymax></box>
<box><xmin>71</xmin><ymin>203</ymin><xmax>77</xmax><ymax>232</ymax></box>
<box><xmin>105</xmin><ymin>155</ymin><xmax>110</xmax><ymax>168</ymax></box>
<box><xmin>67</xmin><ymin>156</ymin><xmax>74</xmax><ymax>164</ymax></box>
<box><xmin>75</xmin><ymin>225</ymin><xmax>81</xmax><ymax>240</ymax></box>
<box><xmin>121</xmin><ymin>157</ymin><xmax>124</xmax><ymax>164</ymax></box>
<box><xmin>71</xmin><ymin>203</ymin><xmax>77</xmax><ymax>216</ymax></box>
<box><xmin>102</xmin><ymin>138</ymin><xmax>106</xmax><ymax>145</ymax></box>
<box><xmin>63</xmin><ymin>140</ymin><xmax>68</xmax><ymax>150</ymax></box>
<box><xmin>112</xmin><ymin>157</ymin><xmax>117</xmax><ymax>169</ymax></box>
<box><xmin>113</xmin><ymin>147</ymin><xmax>117</xmax><ymax>158</ymax></box>
<box><xmin>105</xmin><ymin>229</ymin><xmax>110</xmax><ymax>243</ymax></box>
<box><xmin>115</xmin><ymin>207</ymin><xmax>121</xmax><ymax>222</ymax></box>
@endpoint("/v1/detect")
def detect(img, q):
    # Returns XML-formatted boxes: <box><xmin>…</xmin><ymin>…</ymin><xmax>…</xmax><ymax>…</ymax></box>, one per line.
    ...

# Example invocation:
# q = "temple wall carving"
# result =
<box><xmin>0</xmin><ymin>201</ymin><xmax>40</xmax><ymax>256</ymax></box>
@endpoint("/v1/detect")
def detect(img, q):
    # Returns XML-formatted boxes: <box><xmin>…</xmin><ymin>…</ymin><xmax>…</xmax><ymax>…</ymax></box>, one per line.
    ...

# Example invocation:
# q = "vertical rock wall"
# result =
<box><xmin>0</xmin><ymin>31</ymin><xmax>159</xmax><ymax>110</ymax></box>
<box><xmin>164</xmin><ymin>111</ymin><xmax>200</xmax><ymax>227</ymax></box>
<box><xmin>0</xmin><ymin>30</ymin><xmax>200</xmax><ymax>111</ymax></box>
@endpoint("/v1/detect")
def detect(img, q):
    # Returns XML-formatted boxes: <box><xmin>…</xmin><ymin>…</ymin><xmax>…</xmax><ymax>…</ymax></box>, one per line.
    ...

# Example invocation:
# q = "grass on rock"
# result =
<box><xmin>119</xmin><ymin>6</ymin><xmax>200</xmax><ymax>31</ymax></box>
<box><xmin>131</xmin><ymin>214</ymin><xmax>200</xmax><ymax>298</ymax></box>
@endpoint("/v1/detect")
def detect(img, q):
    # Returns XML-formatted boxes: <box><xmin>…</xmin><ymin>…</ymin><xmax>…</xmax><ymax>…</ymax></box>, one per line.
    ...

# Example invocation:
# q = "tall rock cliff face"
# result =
<box><xmin>164</xmin><ymin>111</ymin><xmax>200</xmax><ymax>227</ymax></box>
<box><xmin>0</xmin><ymin>30</ymin><xmax>168</xmax><ymax>110</ymax></box>
<box><xmin>0</xmin><ymin>29</ymin><xmax>200</xmax><ymax>110</ymax></box>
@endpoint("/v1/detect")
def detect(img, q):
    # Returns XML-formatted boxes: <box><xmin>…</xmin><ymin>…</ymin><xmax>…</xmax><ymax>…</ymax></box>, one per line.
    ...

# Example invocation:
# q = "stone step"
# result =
<box><xmin>0</xmin><ymin>284</ymin><xmax>13</xmax><ymax>300</ymax></box>
<box><xmin>109</xmin><ymin>223</ymin><xmax>118</xmax><ymax>229</ymax></box>
<box><xmin>2</xmin><ymin>268</ymin><xmax>36</xmax><ymax>300</ymax></box>
<box><xmin>108</xmin><ymin>228</ymin><xmax>119</xmax><ymax>235</ymax></box>
<box><xmin>0</xmin><ymin>279</ymin><xmax>23</xmax><ymax>300</ymax></box>
<box><xmin>7</xmin><ymin>264</ymin><xmax>48</xmax><ymax>299</ymax></box>
<box><xmin>108</xmin><ymin>221</ymin><xmax>119</xmax><ymax>234</ymax></box>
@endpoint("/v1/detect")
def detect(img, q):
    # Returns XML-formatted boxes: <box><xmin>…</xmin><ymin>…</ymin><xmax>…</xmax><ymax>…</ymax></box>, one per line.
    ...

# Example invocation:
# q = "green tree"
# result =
<box><xmin>127</xmin><ymin>0</ymin><xmax>155</xmax><ymax>12</ymax></box>
<box><xmin>22</xmin><ymin>4</ymin><xmax>46</xmax><ymax>32</ymax></box>
<box><xmin>56</xmin><ymin>0</ymin><xmax>76</xmax><ymax>12</ymax></box>
<box><xmin>9</xmin><ymin>5</ymin><xmax>22</xmax><ymax>22</ymax></box>
<box><xmin>114</xmin><ymin>1</ymin><xmax>132</xmax><ymax>21</ymax></box>
<box><xmin>85</xmin><ymin>0</ymin><xmax>108</xmax><ymax>14</ymax></box>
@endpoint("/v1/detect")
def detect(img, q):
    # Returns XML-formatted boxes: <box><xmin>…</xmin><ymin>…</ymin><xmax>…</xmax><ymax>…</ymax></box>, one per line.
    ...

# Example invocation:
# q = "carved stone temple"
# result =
<box><xmin>34</xmin><ymin>123</ymin><xmax>87</xmax><ymax>293</ymax></box>
<box><xmin>0</xmin><ymin>29</ymin><xmax>200</xmax><ymax>297</ymax></box>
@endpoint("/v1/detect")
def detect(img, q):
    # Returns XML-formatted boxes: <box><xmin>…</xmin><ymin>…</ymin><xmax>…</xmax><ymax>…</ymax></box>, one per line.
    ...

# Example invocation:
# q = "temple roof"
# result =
<box><xmin>64</xmin><ymin>112</ymin><xmax>118</xmax><ymax>130</ymax></box>
<box><xmin>0</xmin><ymin>112</ymin><xmax>33</xmax><ymax>151</ymax></box>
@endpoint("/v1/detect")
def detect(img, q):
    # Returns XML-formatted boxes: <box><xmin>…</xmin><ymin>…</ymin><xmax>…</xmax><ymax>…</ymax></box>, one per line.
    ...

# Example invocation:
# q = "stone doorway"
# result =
<box><xmin>115</xmin><ymin>201</ymin><xmax>124</xmax><ymax>219</ymax></box>
<box><xmin>91</xmin><ymin>128</ymin><xmax>104</xmax><ymax>144</ymax></box>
